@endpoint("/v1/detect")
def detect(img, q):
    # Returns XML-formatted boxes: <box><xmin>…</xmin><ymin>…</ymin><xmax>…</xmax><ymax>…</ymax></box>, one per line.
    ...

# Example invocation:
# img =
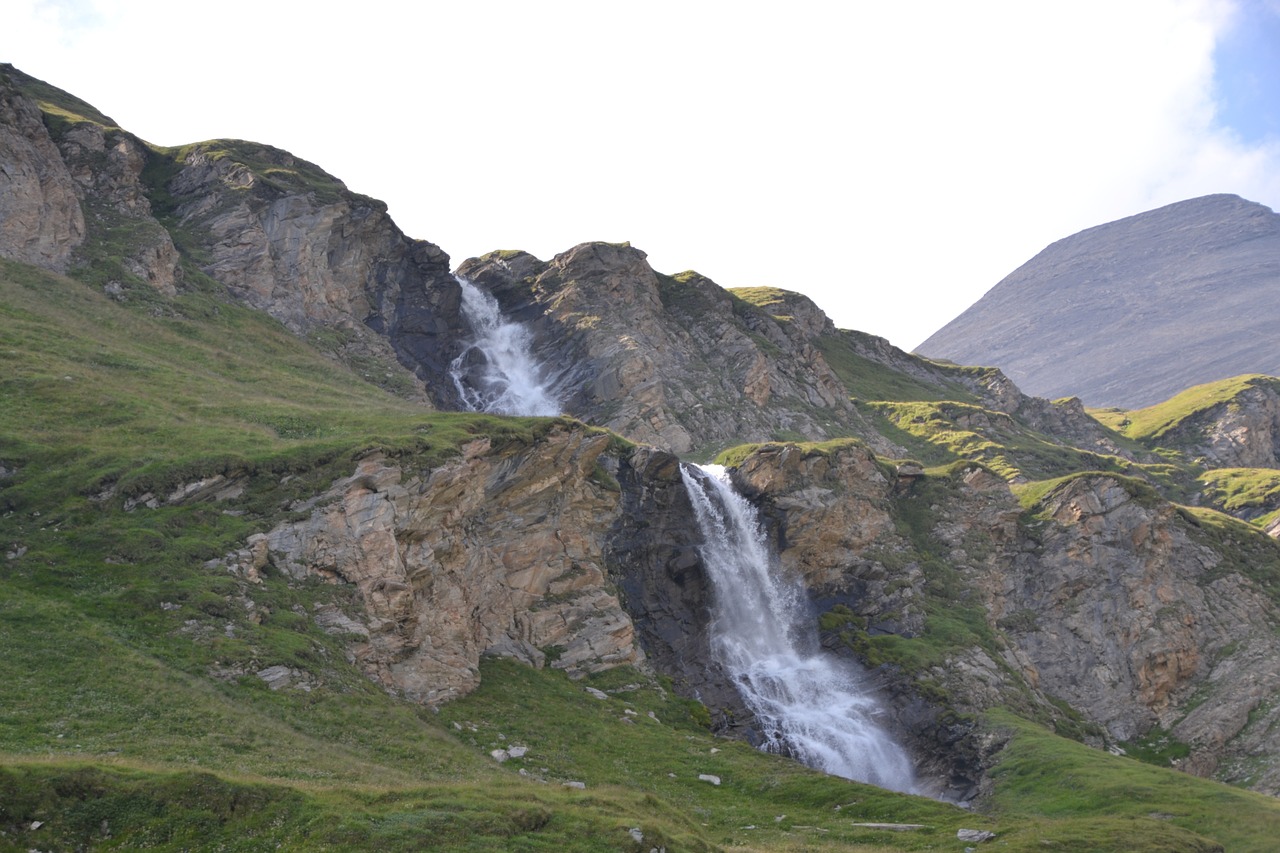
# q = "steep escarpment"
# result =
<box><xmin>0</xmin><ymin>67</ymin><xmax>84</xmax><ymax>271</ymax></box>
<box><xmin>1005</xmin><ymin>476</ymin><xmax>1280</xmax><ymax>792</ymax></box>
<box><xmin>1</xmin><ymin>66</ymin><xmax>462</xmax><ymax>405</ymax></box>
<box><xmin>224</xmin><ymin>422</ymin><xmax>757</xmax><ymax>737</ymax></box>
<box><xmin>0</xmin><ymin>64</ymin><xmax>174</xmax><ymax>291</ymax></box>
<box><xmin>226</xmin><ymin>426</ymin><xmax>646</xmax><ymax>704</ymax></box>
<box><xmin>159</xmin><ymin>139</ymin><xmax>464</xmax><ymax>404</ymax></box>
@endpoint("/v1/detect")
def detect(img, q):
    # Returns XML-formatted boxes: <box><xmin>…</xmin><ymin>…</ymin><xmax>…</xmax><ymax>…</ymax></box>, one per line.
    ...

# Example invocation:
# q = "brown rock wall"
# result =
<box><xmin>256</xmin><ymin>427</ymin><xmax>642</xmax><ymax>704</ymax></box>
<box><xmin>0</xmin><ymin>77</ymin><xmax>85</xmax><ymax>271</ymax></box>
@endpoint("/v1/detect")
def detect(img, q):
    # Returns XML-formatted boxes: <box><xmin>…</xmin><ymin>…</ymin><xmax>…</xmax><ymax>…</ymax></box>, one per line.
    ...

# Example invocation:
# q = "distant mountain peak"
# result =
<box><xmin>916</xmin><ymin>194</ymin><xmax>1280</xmax><ymax>409</ymax></box>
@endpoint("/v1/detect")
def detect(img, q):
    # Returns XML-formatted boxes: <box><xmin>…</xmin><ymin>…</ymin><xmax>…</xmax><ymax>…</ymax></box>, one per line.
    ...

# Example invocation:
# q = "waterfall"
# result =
<box><xmin>680</xmin><ymin>463</ymin><xmax>917</xmax><ymax>793</ymax></box>
<box><xmin>449</xmin><ymin>277</ymin><xmax>561</xmax><ymax>416</ymax></box>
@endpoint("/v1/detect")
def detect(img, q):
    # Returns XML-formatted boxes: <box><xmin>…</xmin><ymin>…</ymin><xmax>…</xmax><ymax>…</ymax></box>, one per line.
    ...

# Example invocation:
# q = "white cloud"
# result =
<box><xmin>4</xmin><ymin>0</ymin><xmax>1279</xmax><ymax>349</ymax></box>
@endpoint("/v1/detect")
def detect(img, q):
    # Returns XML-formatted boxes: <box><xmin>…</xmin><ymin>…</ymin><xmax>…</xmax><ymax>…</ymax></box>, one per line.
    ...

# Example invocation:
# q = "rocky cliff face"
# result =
<box><xmin>216</xmin><ymin>423</ymin><xmax>769</xmax><ymax>755</ymax></box>
<box><xmin>0</xmin><ymin>67</ymin><xmax>85</xmax><ymax>272</ymax></box>
<box><xmin>164</xmin><ymin>140</ymin><xmax>464</xmax><ymax>405</ymax></box>
<box><xmin>723</xmin><ymin>444</ymin><xmax>1280</xmax><ymax>795</ymax></box>
<box><xmin>1</xmin><ymin>65</ymin><xmax>178</xmax><ymax>292</ymax></box>
<box><xmin>1155</xmin><ymin>377</ymin><xmax>1280</xmax><ymax>469</ymax></box>
<box><xmin>1001</xmin><ymin>475</ymin><xmax>1280</xmax><ymax>792</ymax></box>
<box><xmin>0</xmin><ymin>68</ymin><xmax>470</xmax><ymax>406</ymax></box>
<box><xmin>228</xmin><ymin>426</ymin><xmax>647</xmax><ymax>704</ymax></box>
<box><xmin>457</xmin><ymin>243</ymin><xmax>883</xmax><ymax>455</ymax></box>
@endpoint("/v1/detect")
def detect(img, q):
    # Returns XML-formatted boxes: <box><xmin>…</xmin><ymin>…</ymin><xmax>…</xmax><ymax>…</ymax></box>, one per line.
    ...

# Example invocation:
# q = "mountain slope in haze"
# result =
<box><xmin>917</xmin><ymin>194</ymin><xmax>1280</xmax><ymax>409</ymax></box>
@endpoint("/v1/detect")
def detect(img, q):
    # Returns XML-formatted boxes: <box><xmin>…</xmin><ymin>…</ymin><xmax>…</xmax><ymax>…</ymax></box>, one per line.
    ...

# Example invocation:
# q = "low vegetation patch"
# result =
<box><xmin>815</xmin><ymin>332</ymin><xmax>977</xmax><ymax>403</ymax></box>
<box><xmin>986</xmin><ymin>710</ymin><xmax>1280</xmax><ymax>852</ymax></box>
<box><xmin>1099</xmin><ymin>374</ymin><xmax>1280</xmax><ymax>443</ymax></box>
<box><xmin>1198</xmin><ymin>467</ymin><xmax>1280</xmax><ymax>519</ymax></box>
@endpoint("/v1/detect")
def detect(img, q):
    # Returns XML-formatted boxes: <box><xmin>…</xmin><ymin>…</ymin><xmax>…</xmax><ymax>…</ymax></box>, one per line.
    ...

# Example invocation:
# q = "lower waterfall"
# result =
<box><xmin>681</xmin><ymin>463</ymin><xmax>918</xmax><ymax>793</ymax></box>
<box><xmin>449</xmin><ymin>276</ymin><xmax>561</xmax><ymax>416</ymax></box>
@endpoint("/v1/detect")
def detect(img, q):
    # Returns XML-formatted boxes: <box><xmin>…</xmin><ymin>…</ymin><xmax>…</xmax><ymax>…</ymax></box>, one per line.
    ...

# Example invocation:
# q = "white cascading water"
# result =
<box><xmin>681</xmin><ymin>463</ymin><xmax>918</xmax><ymax>793</ymax></box>
<box><xmin>449</xmin><ymin>277</ymin><xmax>561</xmax><ymax>416</ymax></box>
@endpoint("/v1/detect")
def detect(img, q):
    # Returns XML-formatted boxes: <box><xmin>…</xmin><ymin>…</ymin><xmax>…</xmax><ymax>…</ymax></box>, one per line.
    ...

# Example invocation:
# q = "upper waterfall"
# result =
<box><xmin>680</xmin><ymin>463</ymin><xmax>917</xmax><ymax>793</ymax></box>
<box><xmin>449</xmin><ymin>277</ymin><xmax>561</xmax><ymax>416</ymax></box>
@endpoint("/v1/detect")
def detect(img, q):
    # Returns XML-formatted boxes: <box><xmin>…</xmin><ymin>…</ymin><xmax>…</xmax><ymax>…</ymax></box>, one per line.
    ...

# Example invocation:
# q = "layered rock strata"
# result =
<box><xmin>458</xmin><ymin>243</ymin><xmax>882</xmax><ymax>455</ymax></box>
<box><xmin>0</xmin><ymin>68</ymin><xmax>85</xmax><ymax>271</ymax></box>
<box><xmin>165</xmin><ymin>141</ymin><xmax>461</xmax><ymax>404</ymax></box>
<box><xmin>237</xmin><ymin>426</ymin><xmax>647</xmax><ymax>704</ymax></box>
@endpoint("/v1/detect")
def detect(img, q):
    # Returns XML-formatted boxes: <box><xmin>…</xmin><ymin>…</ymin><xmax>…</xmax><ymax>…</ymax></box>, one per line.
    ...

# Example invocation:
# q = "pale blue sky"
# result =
<box><xmin>6</xmin><ymin>1</ymin><xmax>1280</xmax><ymax>350</ymax></box>
<box><xmin>1213</xmin><ymin>1</ymin><xmax>1280</xmax><ymax>143</ymax></box>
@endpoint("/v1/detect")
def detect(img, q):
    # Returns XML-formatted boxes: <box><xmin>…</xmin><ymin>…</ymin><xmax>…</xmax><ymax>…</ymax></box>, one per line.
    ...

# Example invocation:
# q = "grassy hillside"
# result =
<box><xmin>6</xmin><ymin>259</ymin><xmax>1280</xmax><ymax>849</ymax></box>
<box><xmin>1092</xmin><ymin>374</ymin><xmax>1280</xmax><ymax>442</ymax></box>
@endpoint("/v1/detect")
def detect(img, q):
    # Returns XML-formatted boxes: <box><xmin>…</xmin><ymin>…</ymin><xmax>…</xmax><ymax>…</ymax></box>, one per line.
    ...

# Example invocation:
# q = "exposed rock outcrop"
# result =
<box><xmin>166</xmin><ymin>141</ymin><xmax>462</xmax><ymax>404</ymax></box>
<box><xmin>0</xmin><ymin>68</ymin><xmax>85</xmax><ymax>272</ymax></box>
<box><xmin>724</xmin><ymin>444</ymin><xmax>1280</xmax><ymax>796</ymax></box>
<box><xmin>1000</xmin><ymin>475</ymin><xmax>1280</xmax><ymax>792</ymax></box>
<box><xmin>57</xmin><ymin>120</ymin><xmax>179</xmax><ymax>294</ymax></box>
<box><xmin>1155</xmin><ymin>376</ymin><xmax>1280</xmax><ymax>469</ymax></box>
<box><xmin>245</xmin><ymin>426</ymin><xmax>644</xmax><ymax>704</ymax></box>
<box><xmin>458</xmin><ymin>243</ymin><xmax>886</xmax><ymax>455</ymax></box>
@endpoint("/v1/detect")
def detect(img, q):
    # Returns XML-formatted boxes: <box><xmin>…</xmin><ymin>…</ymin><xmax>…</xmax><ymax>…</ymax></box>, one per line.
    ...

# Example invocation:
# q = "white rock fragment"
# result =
<box><xmin>490</xmin><ymin>749</ymin><xmax>509</xmax><ymax>762</ymax></box>
<box><xmin>563</xmin><ymin>781</ymin><xmax>586</xmax><ymax>789</ymax></box>
<box><xmin>584</xmin><ymin>687</ymin><xmax>609</xmax><ymax>700</ymax></box>
<box><xmin>256</xmin><ymin>665</ymin><xmax>293</xmax><ymax>690</ymax></box>
<box><xmin>508</xmin><ymin>745</ymin><xmax>528</xmax><ymax>758</ymax></box>
<box><xmin>957</xmin><ymin>828</ymin><xmax>996</xmax><ymax>843</ymax></box>
<box><xmin>698</xmin><ymin>774</ymin><xmax>721</xmax><ymax>785</ymax></box>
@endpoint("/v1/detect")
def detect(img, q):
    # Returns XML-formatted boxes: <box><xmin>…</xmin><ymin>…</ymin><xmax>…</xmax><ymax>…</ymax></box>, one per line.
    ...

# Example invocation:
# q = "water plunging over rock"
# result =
<box><xmin>450</xmin><ymin>277</ymin><xmax>560</xmax><ymax>416</ymax></box>
<box><xmin>681</xmin><ymin>463</ymin><xmax>917</xmax><ymax>793</ymax></box>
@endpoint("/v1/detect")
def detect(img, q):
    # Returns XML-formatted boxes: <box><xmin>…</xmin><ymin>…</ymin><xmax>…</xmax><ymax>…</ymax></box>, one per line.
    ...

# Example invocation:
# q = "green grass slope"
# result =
<box><xmin>4</xmin><ymin>256</ymin><xmax>1280</xmax><ymax>849</ymax></box>
<box><xmin>1093</xmin><ymin>374</ymin><xmax>1280</xmax><ymax>443</ymax></box>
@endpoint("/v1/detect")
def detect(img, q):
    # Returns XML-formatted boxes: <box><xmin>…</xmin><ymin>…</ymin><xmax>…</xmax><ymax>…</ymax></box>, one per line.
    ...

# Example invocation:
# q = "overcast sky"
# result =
<box><xmin>7</xmin><ymin>0</ymin><xmax>1280</xmax><ymax>350</ymax></box>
